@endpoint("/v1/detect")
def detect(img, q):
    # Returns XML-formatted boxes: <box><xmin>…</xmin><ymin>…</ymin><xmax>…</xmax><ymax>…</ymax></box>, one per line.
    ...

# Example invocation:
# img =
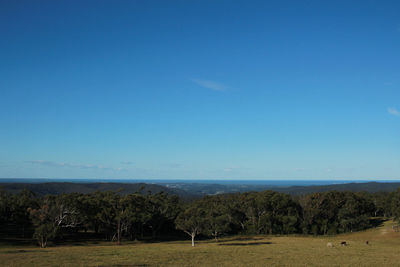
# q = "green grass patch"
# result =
<box><xmin>1</xmin><ymin>220</ymin><xmax>400</xmax><ymax>266</ymax></box>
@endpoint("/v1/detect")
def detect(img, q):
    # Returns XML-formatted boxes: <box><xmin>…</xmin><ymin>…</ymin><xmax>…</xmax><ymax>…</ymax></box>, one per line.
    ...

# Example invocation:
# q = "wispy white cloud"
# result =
<box><xmin>120</xmin><ymin>161</ymin><xmax>134</xmax><ymax>165</ymax></box>
<box><xmin>26</xmin><ymin>160</ymin><xmax>126</xmax><ymax>171</ymax></box>
<box><xmin>223</xmin><ymin>166</ymin><xmax>250</xmax><ymax>172</ymax></box>
<box><xmin>167</xmin><ymin>163</ymin><xmax>183</xmax><ymax>168</ymax></box>
<box><xmin>388</xmin><ymin>107</ymin><xmax>400</xmax><ymax>117</ymax></box>
<box><xmin>192</xmin><ymin>79</ymin><xmax>228</xmax><ymax>91</ymax></box>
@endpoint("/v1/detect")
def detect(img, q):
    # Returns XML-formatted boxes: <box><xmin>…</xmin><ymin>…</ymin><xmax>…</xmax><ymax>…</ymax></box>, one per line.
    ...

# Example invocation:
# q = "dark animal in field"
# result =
<box><xmin>366</xmin><ymin>240</ymin><xmax>369</xmax><ymax>245</ymax></box>
<box><xmin>340</xmin><ymin>241</ymin><xmax>347</xmax><ymax>246</ymax></box>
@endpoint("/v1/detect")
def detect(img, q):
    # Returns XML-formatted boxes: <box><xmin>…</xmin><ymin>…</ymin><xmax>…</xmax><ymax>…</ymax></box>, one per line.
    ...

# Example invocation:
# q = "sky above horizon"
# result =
<box><xmin>1</xmin><ymin>0</ymin><xmax>399</xmax><ymax>180</ymax></box>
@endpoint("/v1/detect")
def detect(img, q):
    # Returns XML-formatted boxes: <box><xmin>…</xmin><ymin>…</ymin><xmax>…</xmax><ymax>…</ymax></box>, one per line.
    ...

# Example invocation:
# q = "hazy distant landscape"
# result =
<box><xmin>2</xmin><ymin>179</ymin><xmax>400</xmax><ymax>197</ymax></box>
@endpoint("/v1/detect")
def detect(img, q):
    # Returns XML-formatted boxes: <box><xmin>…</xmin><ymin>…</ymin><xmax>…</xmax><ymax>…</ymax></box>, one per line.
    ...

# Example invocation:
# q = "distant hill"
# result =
<box><xmin>272</xmin><ymin>182</ymin><xmax>400</xmax><ymax>195</ymax></box>
<box><xmin>1</xmin><ymin>181</ymin><xmax>399</xmax><ymax>198</ymax></box>
<box><xmin>0</xmin><ymin>182</ymin><xmax>198</xmax><ymax>199</ymax></box>
<box><xmin>159</xmin><ymin>181</ymin><xmax>400</xmax><ymax>196</ymax></box>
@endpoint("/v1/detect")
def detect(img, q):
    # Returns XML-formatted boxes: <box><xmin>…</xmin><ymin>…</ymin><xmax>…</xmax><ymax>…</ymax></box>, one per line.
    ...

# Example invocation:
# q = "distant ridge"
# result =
<box><xmin>159</xmin><ymin>181</ymin><xmax>400</xmax><ymax>195</ymax></box>
<box><xmin>269</xmin><ymin>181</ymin><xmax>400</xmax><ymax>195</ymax></box>
<box><xmin>0</xmin><ymin>182</ymin><xmax>198</xmax><ymax>199</ymax></box>
<box><xmin>1</xmin><ymin>180</ymin><xmax>400</xmax><ymax>197</ymax></box>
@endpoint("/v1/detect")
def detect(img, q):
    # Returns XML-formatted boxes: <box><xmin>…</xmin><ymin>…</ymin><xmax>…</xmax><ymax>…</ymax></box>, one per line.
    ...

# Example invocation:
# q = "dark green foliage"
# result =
<box><xmin>0</xmin><ymin>190</ymin><xmax>13</xmax><ymax>225</ymax></box>
<box><xmin>28</xmin><ymin>200</ymin><xmax>57</xmax><ymax>248</ymax></box>
<box><xmin>0</xmin><ymin>189</ymin><xmax>38</xmax><ymax>238</ymax></box>
<box><xmin>238</xmin><ymin>191</ymin><xmax>301</xmax><ymax>235</ymax></box>
<box><xmin>371</xmin><ymin>191</ymin><xmax>395</xmax><ymax>217</ymax></box>
<box><xmin>175</xmin><ymin>202</ymin><xmax>206</xmax><ymax>246</ymax></box>
<box><xmin>391</xmin><ymin>189</ymin><xmax>400</xmax><ymax>223</ymax></box>
<box><xmin>197</xmin><ymin>195</ymin><xmax>231</xmax><ymax>241</ymax></box>
<box><xmin>0</xmin><ymin>182</ymin><xmax>194</xmax><ymax>199</ymax></box>
<box><xmin>300</xmin><ymin>191</ymin><xmax>374</xmax><ymax>235</ymax></box>
<box><xmin>145</xmin><ymin>192</ymin><xmax>181</xmax><ymax>239</ymax></box>
<box><xmin>28</xmin><ymin>195</ymin><xmax>81</xmax><ymax>247</ymax></box>
<box><xmin>3</xmin><ymin>185</ymin><xmax>400</xmax><ymax>247</ymax></box>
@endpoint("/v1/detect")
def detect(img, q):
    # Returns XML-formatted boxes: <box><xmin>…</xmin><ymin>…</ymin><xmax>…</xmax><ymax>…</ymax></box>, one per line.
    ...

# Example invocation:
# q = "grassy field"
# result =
<box><xmin>1</xmin><ymin>220</ymin><xmax>400</xmax><ymax>267</ymax></box>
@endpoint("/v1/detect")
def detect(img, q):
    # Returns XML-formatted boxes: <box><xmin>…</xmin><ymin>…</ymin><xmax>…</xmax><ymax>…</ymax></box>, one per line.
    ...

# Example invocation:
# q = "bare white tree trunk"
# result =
<box><xmin>214</xmin><ymin>232</ymin><xmax>218</xmax><ymax>242</ymax></box>
<box><xmin>191</xmin><ymin>233</ymin><xmax>195</xmax><ymax>247</ymax></box>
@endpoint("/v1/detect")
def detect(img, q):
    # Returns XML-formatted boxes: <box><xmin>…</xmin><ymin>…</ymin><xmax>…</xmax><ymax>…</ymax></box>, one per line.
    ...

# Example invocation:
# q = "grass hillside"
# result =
<box><xmin>1</xmin><ymin>220</ymin><xmax>399</xmax><ymax>266</ymax></box>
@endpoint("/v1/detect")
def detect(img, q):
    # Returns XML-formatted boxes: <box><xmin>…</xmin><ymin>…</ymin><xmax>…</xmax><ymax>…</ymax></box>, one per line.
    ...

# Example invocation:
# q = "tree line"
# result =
<box><xmin>1</xmin><ymin>188</ymin><xmax>400</xmax><ymax>247</ymax></box>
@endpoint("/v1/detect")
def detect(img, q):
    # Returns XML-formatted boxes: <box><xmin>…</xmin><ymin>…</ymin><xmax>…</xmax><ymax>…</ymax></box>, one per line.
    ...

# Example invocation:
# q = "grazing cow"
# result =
<box><xmin>326</xmin><ymin>242</ymin><xmax>333</xmax><ymax>248</ymax></box>
<box><xmin>366</xmin><ymin>240</ymin><xmax>369</xmax><ymax>245</ymax></box>
<box><xmin>341</xmin><ymin>241</ymin><xmax>347</xmax><ymax>246</ymax></box>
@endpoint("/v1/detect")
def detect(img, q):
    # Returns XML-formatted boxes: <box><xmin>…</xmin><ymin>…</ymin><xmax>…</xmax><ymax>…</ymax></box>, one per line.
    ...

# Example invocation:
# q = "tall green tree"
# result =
<box><xmin>240</xmin><ymin>191</ymin><xmax>301</xmax><ymax>235</ymax></box>
<box><xmin>119</xmin><ymin>193</ymin><xmax>148</xmax><ymax>243</ymax></box>
<box><xmin>11</xmin><ymin>189</ymin><xmax>38</xmax><ymax>237</ymax></box>
<box><xmin>175</xmin><ymin>203</ymin><xmax>206</xmax><ymax>247</ymax></box>
<box><xmin>145</xmin><ymin>192</ymin><xmax>180</xmax><ymax>239</ymax></box>
<box><xmin>391</xmin><ymin>188</ymin><xmax>400</xmax><ymax>223</ymax></box>
<box><xmin>0</xmin><ymin>190</ymin><xmax>12</xmax><ymax>226</ymax></box>
<box><xmin>199</xmin><ymin>195</ymin><xmax>230</xmax><ymax>241</ymax></box>
<box><xmin>28</xmin><ymin>195</ymin><xmax>81</xmax><ymax>247</ymax></box>
<box><xmin>300</xmin><ymin>191</ymin><xmax>373</xmax><ymax>235</ymax></box>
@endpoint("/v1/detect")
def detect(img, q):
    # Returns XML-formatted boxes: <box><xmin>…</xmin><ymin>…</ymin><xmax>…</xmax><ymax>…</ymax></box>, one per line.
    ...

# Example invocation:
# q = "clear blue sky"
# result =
<box><xmin>1</xmin><ymin>0</ymin><xmax>399</xmax><ymax>180</ymax></box>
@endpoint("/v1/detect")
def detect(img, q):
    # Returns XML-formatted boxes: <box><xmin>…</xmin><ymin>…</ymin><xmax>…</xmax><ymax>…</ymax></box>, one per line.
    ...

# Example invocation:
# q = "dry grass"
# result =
<box><xmin>1</xmin><ymin>220</ymin><xmax>400</xmax><ymax>266</ymax></box>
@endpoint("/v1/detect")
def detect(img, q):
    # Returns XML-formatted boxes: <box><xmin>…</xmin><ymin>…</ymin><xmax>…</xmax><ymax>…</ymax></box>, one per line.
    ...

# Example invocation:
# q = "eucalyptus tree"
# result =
<box><xmin>145</xmin><ymin>192</ymin><xmax>180</xmax><ymax>239</ymax></box>
<box><xmin>119</xmin><ymin>193</ymin><xmax>148</xmax><ymax>242</ymax></box>
<box><xmin>300</xmin><ymin>191</ymin><xmax>373</xmax><ymax>235</ymax></box>
<box><xmin>90</xmin><ymin>191</ymin><xmax>119</xmax><ymax>240</ymax></box>
<box><xmin>11</xmin><ymin>189</ymin><xmax>38</xmax><ymax>237</ymax></box>
<box><xmin>391</xmin><ymin>188</ymin><xmax>400</xmax><ymax>223</ymax></box>
<box><xmin>337</xmin><ymin>192</ymin><xmax>372</xmax><ymax>233</ymax></box>
<box><xmin>0</xmin><ymin>190</ymin><xmax>12</xmax><ymax>227</ymax></box>
<box><xmin>198</xmin><ymin>195</ymin><xmax>231</xmax><ymax>241</ymax></box>
<box><xmin>243</xmin><ymin>191</ymin><xmax>302</xmax><ymax>235</ymax></box>
<box><xmin>28</xmin><ymin>195</ymin><xmax>81</xmax><ymax>248</ymax></box>
<box><xmin>175</xmin><ymin>203</ymin><xmax>206</xmax><ymax>247</ymax></box>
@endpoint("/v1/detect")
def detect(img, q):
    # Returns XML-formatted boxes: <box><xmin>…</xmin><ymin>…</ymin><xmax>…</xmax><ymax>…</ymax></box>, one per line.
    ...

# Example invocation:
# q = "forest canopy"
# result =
<box><xmin>1</xmin><ymin>187</ymin><xmax>400</xmax><ymax>247</ymax></box>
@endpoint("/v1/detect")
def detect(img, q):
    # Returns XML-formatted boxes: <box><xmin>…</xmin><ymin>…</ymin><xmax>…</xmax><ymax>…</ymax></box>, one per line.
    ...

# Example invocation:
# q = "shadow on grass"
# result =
<box><xmin>214</xmin><ymin>236</ymin><xmax>265</xmax><ymax>244</ymax></box>
<box><xmin>370</xmin><ymin>218</ymin><xmax>387</xmax><ymax>228</ymax></box>
<box><xmin>2</xmin><ymin>249</ymin><xmax>48</xmax><ymax>254</ymax></box>
<box><xmin>0</xmin><ymin>238</ymin><xmax>35</xmax><ymax>247</ymax></box>
<box><xmin>218</xmin><ymin>241</ymin><xmax>272</xmax><ymax>246</ymax></box>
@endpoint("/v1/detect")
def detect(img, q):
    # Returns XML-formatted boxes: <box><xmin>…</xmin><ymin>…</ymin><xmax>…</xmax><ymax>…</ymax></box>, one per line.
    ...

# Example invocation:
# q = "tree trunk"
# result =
<box><xmin>214</xmin><ymin>231</ymin><xmax>218</xmax><ymax>242</ymax></box>
<box><xmin>40</xmin><ymin>236</ymin><xmax>47</xmax><ymax>248</ymax></box>
<box><xmin>117</xmin><ymin>219</ymin><xmax>121</xmax><ymax>245</ymax></box>
<box><xmin>191</xmin><ymin>233</ymin><xmax>195</xmax><ymax>247</ymax></box>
